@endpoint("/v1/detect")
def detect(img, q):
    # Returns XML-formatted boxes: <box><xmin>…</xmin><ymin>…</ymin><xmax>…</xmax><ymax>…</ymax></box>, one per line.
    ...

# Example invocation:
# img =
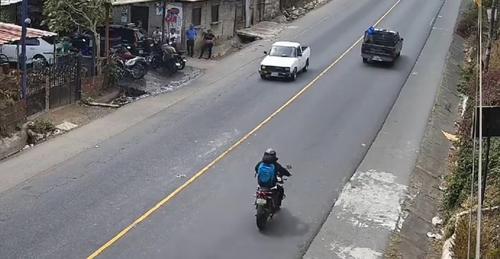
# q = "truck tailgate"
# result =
<box><xmin>362</xmin><ymin>44</ymin><xmax>395</xmax><ymax>56</ymax></box>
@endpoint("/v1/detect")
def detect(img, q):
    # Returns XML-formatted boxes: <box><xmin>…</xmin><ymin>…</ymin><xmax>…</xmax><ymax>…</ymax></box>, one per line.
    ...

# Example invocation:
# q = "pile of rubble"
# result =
<box><xmin>282</xmin><ymin>0</ymin><xmax>329</xmax><ymax>21</ymax></box>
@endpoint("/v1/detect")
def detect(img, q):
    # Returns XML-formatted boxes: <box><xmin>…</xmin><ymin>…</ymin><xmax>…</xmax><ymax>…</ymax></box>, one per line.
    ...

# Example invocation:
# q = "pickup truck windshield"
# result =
<box><xmin>269</xmin><ymin>46</ymin><xmax>296</xmax><ymax>57</ymax></box>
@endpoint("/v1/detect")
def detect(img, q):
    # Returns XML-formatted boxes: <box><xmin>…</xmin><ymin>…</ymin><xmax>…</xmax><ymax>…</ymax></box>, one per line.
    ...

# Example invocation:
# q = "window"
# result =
<box><xmin>192</xmin><ymin>7</ymin><xmax>202</xmax><ymax>26</ymax></box>
<box><xmin>25</xmin><ymin>39</ymin><xmax>40</xmax><ymax>46</ymax></box>
<box><xmin>269</xmin><ymin>46</ymin><xmax>296</xmax><ymax>57</ymax></box>
<box><xmin>211</xmin><ymin>5</ymin><xmax>219</xmax><ymax>23</ymax></box>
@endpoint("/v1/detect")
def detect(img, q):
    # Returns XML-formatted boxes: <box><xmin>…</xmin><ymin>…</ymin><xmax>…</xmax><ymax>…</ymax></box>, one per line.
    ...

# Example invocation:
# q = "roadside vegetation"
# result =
<box><xmin>442</xmin><ymin>2</ymin><xmax>500</xmax><ymax>258</ymax></box>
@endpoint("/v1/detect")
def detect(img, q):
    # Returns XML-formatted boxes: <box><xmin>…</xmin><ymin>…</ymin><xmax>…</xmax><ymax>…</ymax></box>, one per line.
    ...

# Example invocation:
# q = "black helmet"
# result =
<box><xmin>262</xmin><ymin>148</ymin><xmax>277</xmax><ymax>163</ymax></box>
<box><xmin>264</xmin><ymin>148</ymin><xmax>276</xmax><ymax>156</ymax></box>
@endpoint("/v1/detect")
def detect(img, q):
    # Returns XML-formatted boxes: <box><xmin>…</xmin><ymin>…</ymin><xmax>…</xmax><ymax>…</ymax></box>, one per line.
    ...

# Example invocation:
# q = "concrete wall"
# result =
<box><xmin>0</xmin><ymin>102</ymin><xmax>25</xmax><ymax>137</ymax></box>
<box><xmin>112</xmin><ymin>6</ymin><xmax>131</xmax><ymax>25</ymax></box>
<box><xmin>262</xmin><ymin>0</ymin><xmax>280</xmax><ymax>21</ymax></box>
<box><xmin>182</xmin><ymin>0</ymin><xmax>240</xmax><ymax>54</ymax></box>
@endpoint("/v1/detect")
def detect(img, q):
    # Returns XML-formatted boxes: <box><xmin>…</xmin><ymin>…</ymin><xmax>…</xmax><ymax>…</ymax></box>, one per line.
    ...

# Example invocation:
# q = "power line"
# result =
<box><xmin>467</xmin><ymin>83</ymin><xmax>479</xmax><ymax>259</ymax></box>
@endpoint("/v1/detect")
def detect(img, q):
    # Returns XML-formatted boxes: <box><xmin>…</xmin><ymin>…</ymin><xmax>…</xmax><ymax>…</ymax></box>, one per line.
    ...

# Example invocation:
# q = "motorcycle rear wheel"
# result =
<box><xmin>131</xmin><ymin>63</ymin><xmax>147</xmax><ymax>79</ymax></box>
<box><xmin>256</xmin><ymin>207</ymin><xmax>268</xmax><ymax>231</ymax></box>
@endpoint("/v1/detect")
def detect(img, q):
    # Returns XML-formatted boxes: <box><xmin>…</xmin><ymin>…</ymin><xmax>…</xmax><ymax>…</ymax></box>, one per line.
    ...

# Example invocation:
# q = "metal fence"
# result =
<box><xmin>26</xmin><ymin>55</ymin><xmax>82</xmax><ymax>116</ymax></box>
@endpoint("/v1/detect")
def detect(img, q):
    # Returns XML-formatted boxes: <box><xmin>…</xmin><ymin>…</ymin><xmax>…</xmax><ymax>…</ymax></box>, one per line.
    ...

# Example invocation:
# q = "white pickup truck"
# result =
<box><xmin>259</xmin><ymin>41</ymin><xmax>310</xmax><ymax>81</ymax></box>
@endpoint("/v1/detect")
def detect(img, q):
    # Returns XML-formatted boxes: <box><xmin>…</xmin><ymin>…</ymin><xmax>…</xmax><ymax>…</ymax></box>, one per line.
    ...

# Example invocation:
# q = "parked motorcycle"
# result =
<box><xmin>255</xmin><ymin>175</ymin><xmax>288</xmax><ymax>231</ymax></box>
<box><xmin>146</xmin><ymin>41</ymin><xmax>186</xmax><ymax>74</ymax></box>
<box><xmin>112</xmin><ymin>45</ymin><xmax>148</xmax><ymax>80</ymax></box>
<box><xmin>174</xmin><ymin>51</ymin><xmax>187</xmax><ymax>70</ymax></box>
<box><xmin>146</xmin><ymin>39</ymin><xmax>163</xmax><ymax>69</ymax></box>
<box><xmin>168</xmin><ymin>39</ymin><xmax>187</xmax><ymax>71</ymax></box>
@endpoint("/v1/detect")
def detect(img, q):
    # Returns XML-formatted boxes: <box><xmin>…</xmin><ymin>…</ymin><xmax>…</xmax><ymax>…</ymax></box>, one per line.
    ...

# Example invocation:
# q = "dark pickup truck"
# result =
<box><xmin>361</xmin><ymin>29</ymin><xmax>403</xmax><ymax>64</ymax></box>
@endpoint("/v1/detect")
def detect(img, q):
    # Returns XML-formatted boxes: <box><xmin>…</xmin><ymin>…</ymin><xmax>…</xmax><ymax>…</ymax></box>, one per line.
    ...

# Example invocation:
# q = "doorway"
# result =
<box><xmin>131</xmin><ymin>6</ymin><xmax>149</xmax><ymax>32</ymax></box>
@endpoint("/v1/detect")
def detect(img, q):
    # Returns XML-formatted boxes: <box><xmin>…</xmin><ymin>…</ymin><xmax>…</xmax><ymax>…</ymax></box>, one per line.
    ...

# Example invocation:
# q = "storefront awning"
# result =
<box><xmin>0</xmin><ymin>22</ymin><xmax>57</xmax><ymax>45</ymax></box>
<box><xmin>0</xmin><ymin>0</ymin><xmax>22</xmax><ymax>6</ymax></box>
<box><xmin>111</xmin><ymin>0</ymin><xmax>157</xmax><ymax>5</ymax></box>
<box><xmin>111</xmin><ymin>0</ymin><xmax>204</xmax><ymax>4</ymax></box>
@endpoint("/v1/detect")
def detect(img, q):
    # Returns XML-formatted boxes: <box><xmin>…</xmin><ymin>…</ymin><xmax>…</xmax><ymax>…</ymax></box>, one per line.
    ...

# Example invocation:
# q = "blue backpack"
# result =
<box><xmin>257</xmin><ymin>163</ymin><xmax>276</xmax><ymax>188</ymax></box>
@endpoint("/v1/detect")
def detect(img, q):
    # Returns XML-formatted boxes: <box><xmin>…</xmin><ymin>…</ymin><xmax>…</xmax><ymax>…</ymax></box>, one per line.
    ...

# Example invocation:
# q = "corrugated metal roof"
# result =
<box><xmin>0</xmin><ymin>23</ymin><xmax>57</xmax><ymax>45</ymax></box>
<box><xmin>111</xmin><ymin>0</ymin><xmax>204</xmax><ymax>5</ymax></box>
<box><xmin>111</xmin><ymin>0</ymin><xmax>156</xmax><ymax>5</ymax></box>
<box><xmin>0</xmin><ymin>0</ymin><xmax>22</xmax><ymax>6</ymax></box>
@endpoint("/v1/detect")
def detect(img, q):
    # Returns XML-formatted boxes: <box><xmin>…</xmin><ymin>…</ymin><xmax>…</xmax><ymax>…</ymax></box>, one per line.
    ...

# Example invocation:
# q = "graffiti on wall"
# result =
<box><xmin>165</xmin><ymin>3</ymin><xmax>183</xmax><ymax>41</ymax></box>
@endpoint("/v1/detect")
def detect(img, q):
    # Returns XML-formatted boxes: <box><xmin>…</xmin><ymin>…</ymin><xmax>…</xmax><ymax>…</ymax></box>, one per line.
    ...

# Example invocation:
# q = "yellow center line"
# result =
<box><xmin>87</xmin><ymin>1</ymin><xmax>401</xmax><ymax>257</ymax></box>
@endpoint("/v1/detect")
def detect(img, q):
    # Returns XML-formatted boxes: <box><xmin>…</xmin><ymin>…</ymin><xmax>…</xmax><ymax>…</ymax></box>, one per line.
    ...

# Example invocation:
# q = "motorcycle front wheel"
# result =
<box><xmin>256</xmin><ymin>206</ymin><xmax>268</xmax><ymax>231</ymax></box>
<box><xmin>178</xmin><ymin>60</ymin><xmax>186</xmax><ymax>70</ymax></box>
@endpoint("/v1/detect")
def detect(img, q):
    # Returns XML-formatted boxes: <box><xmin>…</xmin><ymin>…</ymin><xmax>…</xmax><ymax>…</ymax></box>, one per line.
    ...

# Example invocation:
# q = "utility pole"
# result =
<box><xmin>493</xmin><ymin>0</ymin><xmax>499</xmax><ymax>40</ymax></box>
<box><xmin>253</xmin><ymin>0</ymin><xmax>258</xmax><ymax>25</ymax></box>
<box><xmin>105</xmin><ymin>1</ymin><xmax>111</xmax><ymax>63</ymax></box>
<box><xmin>161</xmin><ymin>0</ymin><xmax>167</xmax><ymax>42</ymax></box>
<box><xmin>245</xmin><ymin>0</ymin><xmax>251</xmax><ymax>28</ymax></box>
<box><xmin>485</xmin><ymin>0</ymin><xmax>497</xmax><ymax>71</ymax></box>
<box><xmin>20</xmin><ymin>0</ymin><xmax>29</xmax><ymax>101</ymax></box>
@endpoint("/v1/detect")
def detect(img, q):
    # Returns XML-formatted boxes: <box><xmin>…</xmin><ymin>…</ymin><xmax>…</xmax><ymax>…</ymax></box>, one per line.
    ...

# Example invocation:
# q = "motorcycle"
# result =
<box><xmin>168</xmin><ymin>39</ymin><xmax>187</xmax><ymax>71</ymax></box>
<box><xmin>174</xmin><ymin>51</ymin><xmax>187</xmax><ymax>70</ymax></box>
<box><xmin>255</xmin><ymin>170</ymin><xmax>290</xmax><ymax>231</ymax></box>
<box><xmin>112</xmin><ymin>45</ymin><xmax>148</xmax><ymax>80</ymax></box>
<box><xmin>146</xmin><ymin>40</ymin><xmax>186</xmax><ymax>74</ymax></box>
<box><xmin>146</xmin><ymin>40</ymin><xmax>163</xmax><ymax>69</ymax></box>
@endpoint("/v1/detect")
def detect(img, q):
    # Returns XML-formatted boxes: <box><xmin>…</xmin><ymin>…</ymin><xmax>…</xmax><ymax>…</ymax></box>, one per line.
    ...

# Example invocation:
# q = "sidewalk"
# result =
<box><xmin>303</xmin><ymin>0</ymin><xmax>462</xmax><ymax>258</ymax></box>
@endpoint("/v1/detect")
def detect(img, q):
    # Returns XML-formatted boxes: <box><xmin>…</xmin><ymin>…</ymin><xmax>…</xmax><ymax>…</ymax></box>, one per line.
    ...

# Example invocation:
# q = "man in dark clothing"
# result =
<box><xmin>199</xmin><ymin>30</ymin><xmax>215</xmax><ymax>59</ymax></box>
<box><xmin>255</xmin><ymin>148</ymin><xmax>291</xmax><ymax>208</ymax></box>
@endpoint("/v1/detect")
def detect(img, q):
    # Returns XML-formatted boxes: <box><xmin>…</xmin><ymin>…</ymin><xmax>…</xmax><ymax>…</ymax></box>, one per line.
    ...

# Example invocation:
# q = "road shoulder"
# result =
<box><xmin>303</xmin><ymin>0</ymin><xmax>462</xmax><ymax>257</ymax></box>
<box><xmin>384</xmin><ymin>30</ymin><xmax>464</xmax><ymax>259</ymax></box>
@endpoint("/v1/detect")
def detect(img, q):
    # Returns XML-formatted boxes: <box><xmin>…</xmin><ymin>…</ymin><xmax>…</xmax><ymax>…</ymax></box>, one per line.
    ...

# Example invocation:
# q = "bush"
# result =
<box><xmin>29</xmin><ymin>119</ymin><xmax>55</xmax><ymax>134</ymax></box>
<box><xmin>456</xmin><ymin>4</ymin><xmax>478</xmax><ymax>38</ymax></box>
<box><xmin>452</xmin><ymin>216</ymin><xmax>475</xmax><ymax>259</ymax></box>
<box><xmin>444</xmin><ymin>139</ymin><xmax>476</xmax><ymax>211</ymax></box>
<box><xmin>452</xmin><ymin>208</ymin><xmax>500</xmax><ymax>259</ymax></box>
<box><xmin>102</xmin><ymin>62</ymin><xmax>120</xmax><ymax>88</ymax></box>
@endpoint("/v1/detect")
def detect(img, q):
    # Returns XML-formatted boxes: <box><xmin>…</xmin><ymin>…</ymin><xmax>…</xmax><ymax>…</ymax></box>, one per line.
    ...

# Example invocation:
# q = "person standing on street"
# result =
<box><xmin>186</xmin><ymin>25</ymin><xmax>197</xmax><ymax>57</ymax></box>
<box><xmin>199</xmin><ymin>30</ymin><xmax>215</xmax><ymax>59</ymax></box>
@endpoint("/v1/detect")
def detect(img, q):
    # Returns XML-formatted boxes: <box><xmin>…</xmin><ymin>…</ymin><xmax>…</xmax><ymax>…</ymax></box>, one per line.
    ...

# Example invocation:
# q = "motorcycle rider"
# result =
<box><xmin>254</xmin><ymin>148</ymin><xmax>291</xmax><ymax>209</ymax></box>
<box><xmin>160</xmin><ymin>42</ymin><xmax>178</xmax><ymax>72</ymax></box>
<box><xmin>168</xmin><ymin>28</ymin><xmax>179</xmax><ymax>51</ymax></box>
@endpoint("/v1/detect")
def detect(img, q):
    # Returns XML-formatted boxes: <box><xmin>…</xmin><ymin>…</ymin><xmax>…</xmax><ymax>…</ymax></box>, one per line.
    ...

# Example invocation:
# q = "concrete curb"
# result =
<box><xmin>95</xmin><ymin>87</ymin><xmax>122</xmax><ymax>104</ymax></box>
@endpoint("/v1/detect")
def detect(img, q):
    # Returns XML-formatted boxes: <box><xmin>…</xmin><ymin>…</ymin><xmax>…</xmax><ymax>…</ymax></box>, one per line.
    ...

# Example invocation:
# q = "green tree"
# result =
<box><xmin>0</xmin><ymin>6</ymin><xmax>17</xmax><ymax>23</ymax></box>
<box><xmin>43</xmin><ymin>0</ymin><xmax>109</xmax><ymax>59</ymax></box>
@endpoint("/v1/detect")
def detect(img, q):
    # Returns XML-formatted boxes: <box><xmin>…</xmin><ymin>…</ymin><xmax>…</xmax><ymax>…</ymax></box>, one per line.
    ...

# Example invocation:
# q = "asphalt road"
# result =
<box><xmin>0</xmin><ymin>0</ymin><xmax>449</xmax><ymax>258</ymax></box>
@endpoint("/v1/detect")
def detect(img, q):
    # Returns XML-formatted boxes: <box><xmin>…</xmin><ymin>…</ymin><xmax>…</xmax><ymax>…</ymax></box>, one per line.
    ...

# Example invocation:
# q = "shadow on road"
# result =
<box><xmin>260</xmin><ymin>208</ymin><xmax>309</xmax><ymax>237</ymax></box>
<box><xmin>362</xmin><ymin>55</ymin><xmax>412</xmax><ymax>70</ymax></box>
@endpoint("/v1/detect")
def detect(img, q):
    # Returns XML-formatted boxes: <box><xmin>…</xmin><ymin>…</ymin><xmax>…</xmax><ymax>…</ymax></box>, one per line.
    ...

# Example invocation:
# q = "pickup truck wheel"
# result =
<box><xmin>302</xmin><ymin>59</ymin><xmax>309</xmax><ymax>72</ymax></box>
<box><xmin>33</xmin><ymin>55</ymin><xmax>48</xmax><ymax>68</ymax></box>
<box><xmin>362</xmin><ymin>58</ymin><xmax>368</xmax><ymax>63</ymax></box>
<box><xmin>290</xmin><ymin>68</ymin><xmax>297</xmax><ymax>81</ymax></box>
<box><xmin>396</xmin><ymin>51</ymin><xmax>401</xmax><ymax>57</ymax></box>
<box><xmin>260</xmin><ymin>74</ymin><xmax>267</xmax><ymax>80</ymax></box>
